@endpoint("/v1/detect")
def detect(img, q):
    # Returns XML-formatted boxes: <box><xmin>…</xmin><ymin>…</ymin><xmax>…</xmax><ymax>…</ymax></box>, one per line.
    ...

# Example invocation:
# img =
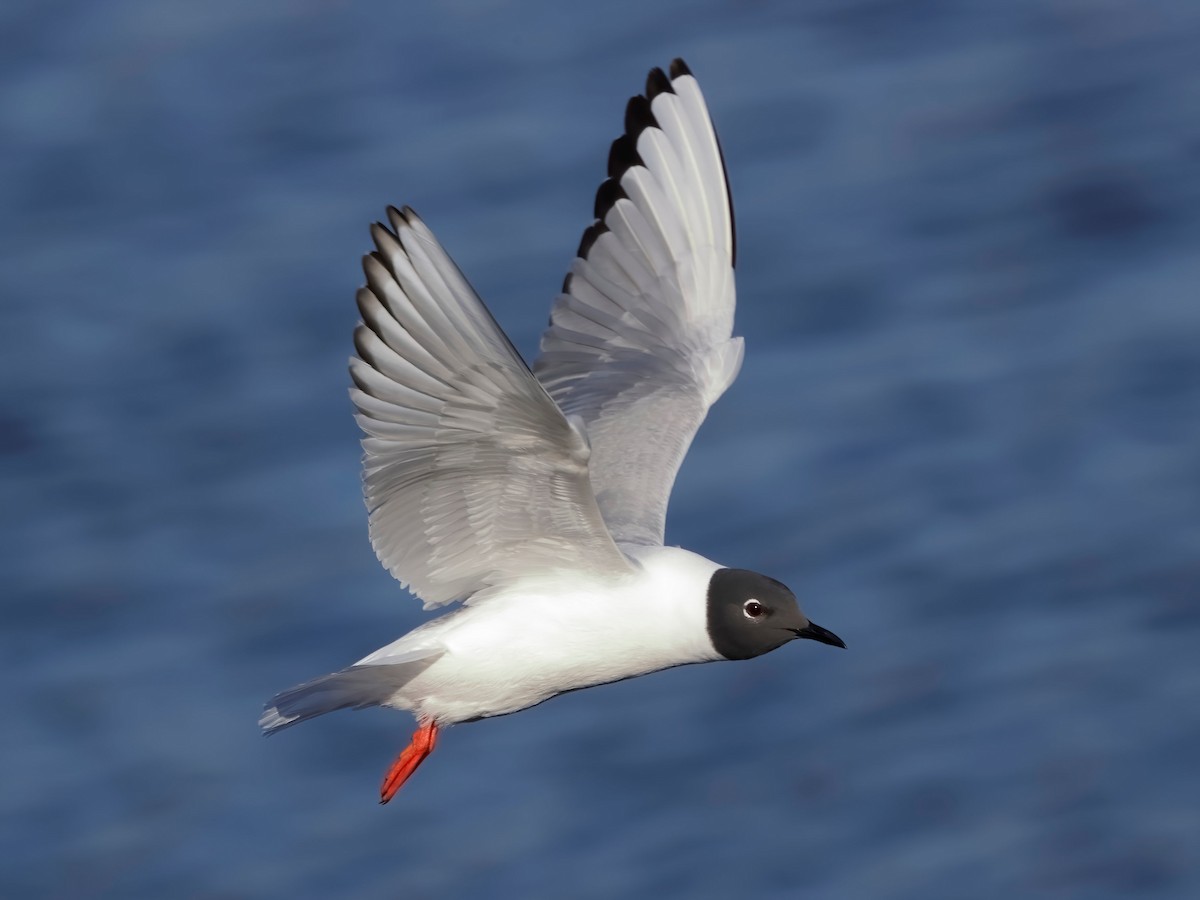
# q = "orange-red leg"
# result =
<box><xmin>379</xmin><ymin>721</ymin><xmax>439</xmax><ymax>804</ymax></box>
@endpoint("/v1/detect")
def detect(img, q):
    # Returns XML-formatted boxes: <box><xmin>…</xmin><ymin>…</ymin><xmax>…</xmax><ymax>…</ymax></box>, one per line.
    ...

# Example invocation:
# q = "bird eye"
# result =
<box><xmin>743</xmin><ymin>600</ymin><xmax>764</xmax><ymax>619</ymax></box>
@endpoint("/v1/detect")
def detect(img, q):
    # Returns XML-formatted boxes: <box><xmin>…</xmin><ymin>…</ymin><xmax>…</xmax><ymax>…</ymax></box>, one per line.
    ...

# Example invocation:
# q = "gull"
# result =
<box><xmin>260</xmin><ymin>58</ymin><xmax>844</xmax><ymax>804</ymax></box>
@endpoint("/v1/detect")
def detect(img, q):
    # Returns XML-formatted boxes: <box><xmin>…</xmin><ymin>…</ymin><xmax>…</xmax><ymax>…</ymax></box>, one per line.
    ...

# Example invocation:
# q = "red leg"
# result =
<box><xmin>379</xmin><ymin>721</ymin><xmax>439</xmax><ymax>804</ymax></box>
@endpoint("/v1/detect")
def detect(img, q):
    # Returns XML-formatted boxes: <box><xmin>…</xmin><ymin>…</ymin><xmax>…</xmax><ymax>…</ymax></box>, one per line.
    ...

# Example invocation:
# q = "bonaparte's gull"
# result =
<box><xmin>261</xmin><ymin>58</ymin><xmax>844</xmax><ymax>804</ymax></box>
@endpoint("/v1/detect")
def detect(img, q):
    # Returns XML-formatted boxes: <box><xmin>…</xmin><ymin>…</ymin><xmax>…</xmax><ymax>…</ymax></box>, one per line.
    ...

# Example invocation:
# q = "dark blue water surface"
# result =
<box><xmin>4</xmin><ymin>2</ymin><xmax>1199</xmax><ymax>897</ymax></box>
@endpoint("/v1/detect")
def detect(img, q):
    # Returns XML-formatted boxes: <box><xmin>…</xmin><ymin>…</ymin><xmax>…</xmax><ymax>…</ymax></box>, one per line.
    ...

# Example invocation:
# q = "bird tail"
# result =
<box><xmin>259</xmin><ymin>649</ymin><xmax>443</xmax><ymax>735</ymax></box>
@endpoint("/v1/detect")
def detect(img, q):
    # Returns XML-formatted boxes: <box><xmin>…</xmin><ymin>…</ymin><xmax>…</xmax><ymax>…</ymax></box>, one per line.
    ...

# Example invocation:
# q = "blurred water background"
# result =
<box><xmin>3</xmin><ymin>1</ymin><xmax>1199</xmax><ymax>897</ymax></box>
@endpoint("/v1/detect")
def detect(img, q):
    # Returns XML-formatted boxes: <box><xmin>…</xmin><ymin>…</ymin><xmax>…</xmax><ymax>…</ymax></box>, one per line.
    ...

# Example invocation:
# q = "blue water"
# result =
<box><xmin>4</xmin><ymin>2</ymin><xmax>1199</xmax><ymax>897</ymax></box>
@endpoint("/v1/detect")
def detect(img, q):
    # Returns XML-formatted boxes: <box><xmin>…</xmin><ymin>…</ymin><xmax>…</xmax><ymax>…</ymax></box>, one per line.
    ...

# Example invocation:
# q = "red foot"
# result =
<box><xmin>379</xmin><ymin>721</ymin><xmax>439</xmax><ymax>804</ymax></box>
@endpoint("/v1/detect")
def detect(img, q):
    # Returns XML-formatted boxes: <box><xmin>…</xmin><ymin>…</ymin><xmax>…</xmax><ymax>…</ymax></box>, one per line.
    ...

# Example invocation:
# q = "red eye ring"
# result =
<box><xmin>743</xmin><ymin>600</ymin><xmax>764</xmax><ymax>618</ymax></box>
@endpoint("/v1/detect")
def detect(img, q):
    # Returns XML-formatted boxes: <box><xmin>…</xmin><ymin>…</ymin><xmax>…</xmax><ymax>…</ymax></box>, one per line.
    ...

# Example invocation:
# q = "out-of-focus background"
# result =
<box><xmin>4</xmin><ymin>1</ymin><xmax>1199</xmax><ymax>897</ymax></box>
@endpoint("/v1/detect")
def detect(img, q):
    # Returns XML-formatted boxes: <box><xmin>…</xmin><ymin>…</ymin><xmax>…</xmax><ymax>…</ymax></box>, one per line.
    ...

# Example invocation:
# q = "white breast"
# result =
<box><xmin>375</xmin><ymin>546</ymin><xmax>725</xmax><ymax>724</ymax></box>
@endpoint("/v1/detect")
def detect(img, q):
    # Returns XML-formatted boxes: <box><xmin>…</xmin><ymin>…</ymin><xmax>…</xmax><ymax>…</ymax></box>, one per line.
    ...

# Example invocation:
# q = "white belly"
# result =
<box><xmin>377</xmin><ymin>546</ymin><xmax>724</xmax><ymax>724</ymax></box>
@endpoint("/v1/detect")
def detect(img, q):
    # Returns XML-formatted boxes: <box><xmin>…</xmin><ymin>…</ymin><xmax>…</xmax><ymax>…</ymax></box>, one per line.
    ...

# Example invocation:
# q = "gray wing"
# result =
<box><xmin>533</xmin><ymin>59</ymin><xmax>743</xmax><ymax>547</ymax></box>
<box><xmin>352</xmin><ymin>206</ymin><xmax>635</xmax><ymax>609</ymax></box>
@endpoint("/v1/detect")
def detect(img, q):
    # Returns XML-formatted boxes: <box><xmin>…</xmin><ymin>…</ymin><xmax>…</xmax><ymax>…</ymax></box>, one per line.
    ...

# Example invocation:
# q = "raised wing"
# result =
<box><xmin>352</xmin><ymin>206</ymin><xmax>635</xmax><ymax>608</ymax></box>
<box><xmin>533</xmin><ymin>59</ymin><xmax>743</xmax><ymax>547</ymax></box>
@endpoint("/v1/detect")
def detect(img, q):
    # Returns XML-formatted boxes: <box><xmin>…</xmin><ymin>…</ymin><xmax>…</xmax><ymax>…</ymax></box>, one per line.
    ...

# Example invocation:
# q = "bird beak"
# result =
<box><xmin>792</xmin><ymin>621</ymin><xmax>846</xmax><ymax>649</ymax></box>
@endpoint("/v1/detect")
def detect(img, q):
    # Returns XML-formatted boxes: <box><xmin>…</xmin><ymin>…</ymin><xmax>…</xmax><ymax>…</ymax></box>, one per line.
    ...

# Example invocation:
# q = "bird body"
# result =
<box><xmin>261</xmin><ymin>58</ymin><xmax>844</xmax><ymax>803</ymax></box>
<box><xmin>363</xmin><ymin>545</ymin><xmax>722</xmax><ymax>725</ymax></box>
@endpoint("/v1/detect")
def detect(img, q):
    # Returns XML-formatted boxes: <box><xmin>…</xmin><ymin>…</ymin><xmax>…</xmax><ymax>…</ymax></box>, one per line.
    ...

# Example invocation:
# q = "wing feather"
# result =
<box><xmin>534</xmin><ymin>59</ymin><xmax>742</xmax><ymax>546</ymax></box>
<box><xmin>354</xmin><ymin>206</ymin><xmax>634</xmax><ymax>608</ymax></box>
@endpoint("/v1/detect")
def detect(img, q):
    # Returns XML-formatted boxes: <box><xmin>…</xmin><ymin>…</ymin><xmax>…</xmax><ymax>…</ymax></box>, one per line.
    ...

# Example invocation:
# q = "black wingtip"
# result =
<box><xmin>576</xmin><ymin>221</ymin><xmax>608</xmax><ymax>259</ymax></box>
<box><xmin>607</xmin><ymin>133</ymin><xmax>642</xmax><ymax>179</ymax></box>
<box><xmin>669</xmin><ymin>58</ymin><xmax>692</xmax><ymax>79</ymax></box>
<box><xmin>593</xmin><ymin>177</ymin><xmax>628</xmax><ymax>222</ymax></box>
<box><xmin>623</xmin><ymin>94</ymin><xmax>657</xmax><ymax>139</ymax></box>
<box><xmin>646</xmin><ymin>66</ymin><xmax>673</xmax><ymax>100</ymax></box>
<box><xmin>568</xmin><ymin>56</ymin><xmax>731</xmax><ymax>281</ymax></box>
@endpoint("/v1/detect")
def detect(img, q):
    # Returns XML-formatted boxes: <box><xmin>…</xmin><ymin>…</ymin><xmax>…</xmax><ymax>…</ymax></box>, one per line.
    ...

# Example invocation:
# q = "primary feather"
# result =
<box><xmin>533</xmin><ymin>59</ymin><xmax>742</xmax><ymax>547</ymax></box>
<box><xmin>352</xmin><ymin>206</ymin><xmax>634</xmax><ymax>609</ymax></box>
